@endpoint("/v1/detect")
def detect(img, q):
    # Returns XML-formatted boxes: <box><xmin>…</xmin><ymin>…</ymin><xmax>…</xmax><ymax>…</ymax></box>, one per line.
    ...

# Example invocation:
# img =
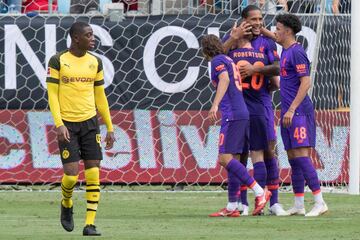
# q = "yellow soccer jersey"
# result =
<box><xmin>46</xmin><ymin>50</ymin><xmax>104</xmax><ymax>123</ymax></box>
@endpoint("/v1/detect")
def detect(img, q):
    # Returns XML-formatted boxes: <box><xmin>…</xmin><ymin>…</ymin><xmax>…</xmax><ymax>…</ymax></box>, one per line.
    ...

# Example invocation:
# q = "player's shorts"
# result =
<box><xmin>218</xmin><ymin>119</ymin><xmax>249</xmax><ymax>154</ymax></box>
<box><xmin>58</xmin><ymin>115</ymin><xmax>103</xmax><ymax>164</ymax></box>
<box><xmin>248</xmin><ymin>115</ymin><xmax>269</xmax><ymax>151</ymax></box>
<box><xmin>280</xmin><ymin>113</ymin><xmax>316</xmax><ymax>151</ymax></box>
<box><xmin>264</xmin><ymin>105</ymin><xmax>277</xmax><ymax>142</ymax></box>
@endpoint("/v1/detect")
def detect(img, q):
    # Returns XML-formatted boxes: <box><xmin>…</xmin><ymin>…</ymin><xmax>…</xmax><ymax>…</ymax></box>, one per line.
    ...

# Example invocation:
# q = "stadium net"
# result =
<box><xmin>0</xmin><ymin>0</ymin><xmax>351</xmax><ymax>192</ymax></box>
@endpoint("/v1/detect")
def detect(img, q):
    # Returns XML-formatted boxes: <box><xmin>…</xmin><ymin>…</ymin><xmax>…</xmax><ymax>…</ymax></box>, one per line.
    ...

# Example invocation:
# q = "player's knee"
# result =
<box><xmin>250</xmin><ymin>150</ymin><xmax>264</xmax><ymax>163</ymax></box>
<box><xmin>264</xmin><ymin>149</ymin><xmax>276</xmax><ymax>159</ymax></box>
<box><xmin>218</xmin><ymin>154</ymin><xmax>233</xmax><ymax>167</ymax></box>
<box><xmin>63</xmin><ymin>162</ymin><xmax>79</xmax><ymax>176</ymax></box>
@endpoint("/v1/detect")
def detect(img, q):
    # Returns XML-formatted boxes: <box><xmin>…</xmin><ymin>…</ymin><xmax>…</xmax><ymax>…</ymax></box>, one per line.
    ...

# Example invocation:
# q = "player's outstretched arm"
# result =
<box><xmin>261</xmin><ymin>27</ymin><xmax>276</xmax><ymax>41</ymax></box>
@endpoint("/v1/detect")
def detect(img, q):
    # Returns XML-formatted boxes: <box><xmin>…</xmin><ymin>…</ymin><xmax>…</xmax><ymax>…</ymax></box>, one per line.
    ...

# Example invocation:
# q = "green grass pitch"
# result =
<box><xmin>0</xmin><ymin>191</ymin><xmax>359</xmax><ymax>239</ymax></box>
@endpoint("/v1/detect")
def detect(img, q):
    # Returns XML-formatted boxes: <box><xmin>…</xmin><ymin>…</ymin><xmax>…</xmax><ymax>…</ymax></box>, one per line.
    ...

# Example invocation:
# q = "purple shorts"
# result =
<box><xmin>280</xmin><ymin>114</ymin><xmax>316</xmax><ymax>151</ymax></box>
<box><xmin>248</xmin><ymin>115</ymin><xmax>269</xmax><ymax>151</ymax></box>
<box><xmin>264</xmin><ymin>105</ymin><xmax>277</xmax><ymax>142</ymax></box>
<box><xmin>219</xmin><ymin>119</ymin><xmax>249</xmax><ymax>154</ymax></box>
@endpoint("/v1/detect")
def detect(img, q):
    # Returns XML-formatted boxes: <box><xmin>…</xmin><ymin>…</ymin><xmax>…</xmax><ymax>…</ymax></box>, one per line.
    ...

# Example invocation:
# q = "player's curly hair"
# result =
<box><xmin>201</xmin><ymin>35</ymin><xmax>224</xmax><ymax>60</ymax></box>
<box><xmin>275</xmin><ymin>14</ymin><xmax>302</xmax><ymax>34</ymax></box>
<box><xmin>241</xmin><ymin>5</ymin><xmax>261</xmax><ymax>19</ymax></box>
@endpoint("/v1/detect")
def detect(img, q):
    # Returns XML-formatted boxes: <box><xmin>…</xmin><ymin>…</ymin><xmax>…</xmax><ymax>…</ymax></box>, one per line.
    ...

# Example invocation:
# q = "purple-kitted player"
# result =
<box><xmin>201</xmin><ymin>34</ymin><xmax>271</xmax><ymax>217</ymax></box>
<box><xmin>274</xmin><ymin>13</ymin><xmax>328</xmax><ymax>217</ymax></box>
<box><xmin>229</xmin><ymin>37</ymin><xmax>277</xmax><ymax>216</ymax></box>
<box><xmin>223</xmin><ymin>5</ymin><xmax>287</xmax><ymax>216</ymax></box>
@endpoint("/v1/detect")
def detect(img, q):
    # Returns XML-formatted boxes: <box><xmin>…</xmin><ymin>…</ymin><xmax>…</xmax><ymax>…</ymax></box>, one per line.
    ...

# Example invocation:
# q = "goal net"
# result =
<box><xmin>0</xmin><ymin>0</ymin><xmax>351</xmax><ymax>191</ymax></box>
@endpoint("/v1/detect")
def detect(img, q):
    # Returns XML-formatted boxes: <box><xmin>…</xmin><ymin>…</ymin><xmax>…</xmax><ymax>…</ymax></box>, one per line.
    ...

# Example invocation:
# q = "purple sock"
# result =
<box><xmin>226</xmin><ymin>159</ymin><xmax>255</xmax><ymax>187</ymax></box>
<box><xmin>240</xmin><ymin>185</ymin><xmax>248</xmax><ymax>206</ymax></box>
<box><xmin>253</xmin><ymin>161</ymin><xmax>267</xmax><ymax>188</ymax></box>
<box><xmin>227</xmin><ymin>171</ymin><xmax>241</xmax><ymax>202</ymax></box>
<box><xmin>296</xmin><ymin>157</ymin><xmax>321</xmax><ymax>193</ymax></box>
<box><xmin>265</xmin><ymin>157</ymin><xmax>279</xmax><ymax>206</ymax></box>
<box><xmin>289</xmin><ymin>158</ymin><xmax>305</xmax><ymax>195</ymax></box>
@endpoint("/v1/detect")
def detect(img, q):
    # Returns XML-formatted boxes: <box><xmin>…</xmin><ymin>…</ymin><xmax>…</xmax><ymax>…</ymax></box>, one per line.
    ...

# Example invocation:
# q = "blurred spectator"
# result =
<box><xmin>245</xmin><ymin>0</ymin><xmax>288</xmax><ymax>13</ymax></box>
<box><xmin>0</xmin><ymin>0</ymin><xmax>22</xmax><ymax>13</ymax></box>
<box><xmin>277</xmin><ymin>0</ymin><xmax>288</xmax><ymax>11</ymax></box>
<box><xmin>8</xmin><ymin>0</ymin><xmax>22</xmax><ymax>12</ymax></box>
<box><xmin>70</xmin><ymin>0</ymin><xmax>99</xmax><ymax>14</ymax></box>
<box><xmin>332</xmin><ymin>0</ymin><xmax>351</xmax><ymax>14</ymax></box>
<box><xmin>23</xmin><ymin>0</ymin><xmax>57</xmax><ymax>13</ymax></box>
<box><xmin>112</xmin><ymin>0</ymin><xmax>137</xmax><ymax>12</ymax></box>
<box><xmin>286</xmin><ymin>0</ymin><xmax>320</xmax><ymax>13</ymax></box>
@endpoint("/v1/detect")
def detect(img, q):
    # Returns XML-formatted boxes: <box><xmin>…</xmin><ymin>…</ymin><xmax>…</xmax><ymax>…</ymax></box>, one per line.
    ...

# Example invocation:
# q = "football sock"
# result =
<box><xmin>313</xmin><ymin>191</ymin><xmax>324</xmax><ymax>204</ymax></box>
<box><xmin>61</xmin><ymin>174</ymin><xmax>78</xmax><ymax>208</ymax></box>
<box><xmin>226</xmin><ymin>202</ymin><xmax>238</xmax><ymax>211</ymax></box>
<box><xmin>265</xmin><ymin>157</ymin><xmax>280</xmax><ymax>206</ymax></box>
<box><xmin>85</xmin><ymin>167</ymin><xmax>100</xmax><ymax>226</ymax></box>
<box><xmin>296</xmin><ymin>157</ymin><xmax>321</xmax><ymax>194</ymax></box>
<box><xmin>295</xmin><ymin>195</ymin><xmax>305</xmax><ymax>208</ymax></box>
<box><xmin>226</xmin><ymin>159</ymin><xmax>264</xmax><ymax>197</ymax></box>
<box><xmin>240</xmin><ymin>185</ymin><xmax>248</xmax><ymax>206</ymax></box>
<box><xmin>227</xmin><ymin>171</ymin><xmax>241</xmax><ymax>203</ymax></box>
<box><xmin>253</xmin><ymin>161</ymin><xmax>267</xmax><ymax>188</ymax></box>
<box><xmin>289</xmin><ymin>158</ymin><xmax>305</xmax><ymax>207</ymax></box>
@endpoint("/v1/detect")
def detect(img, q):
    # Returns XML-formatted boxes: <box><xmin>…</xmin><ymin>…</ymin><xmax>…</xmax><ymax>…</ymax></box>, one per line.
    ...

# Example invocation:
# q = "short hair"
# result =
<box><xmin>201</xmin><ymin>35</ymin><xmax>224</xmax><ymax>59</ymax></box>
<box><xmin>241</xmin><ymin>5</ymin><xmax>261</xmax><ymax>19</ymax></box>
<box><xmin>69</xmin><ymin>21</ymin><xmax>90</xmax><ymax>38</ymax></box>
<box><xmin>275</xmin><ymin>14</ymin><xmax>302</xmax><ymax>34</ymax></box>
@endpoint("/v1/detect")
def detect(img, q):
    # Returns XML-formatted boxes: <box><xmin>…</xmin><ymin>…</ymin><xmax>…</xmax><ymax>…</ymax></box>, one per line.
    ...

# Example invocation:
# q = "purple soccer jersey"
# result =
<box><xmin>228</xmin><ymin>48</ymin><xmax>269</xmax><ymax>150</ymax></box>
<box><xmin>211</xmin><ymin>54</ymin><xmax>249</xmax><ymax>121</ymax></box>
<box><xmin>279</xmin><ymin>43</ymin><xmax>314</xmax><ymax>115</ymax></box>
<box><xmin>228</xmin><ymin>48</ymin><xmax>269</xmax><ymax>116</ymax></box>
<box><xmin>252</xmin><ymin>35</ymin><xmax>280</xmax><ymax>108</ymax></box>
<box><xmin>279</xmin><ymin>43</ymin><xmax>316</xmax><ymax>150</ymax></box>
<box><xmin>211</xmin><ymin>54</ymin><xmax>250</xmax><ymax>154</ymax></box>
<box><xmin>251</xmin><ymin>35</ymin><xmax>279</xmax><ymax>142</ymax></box>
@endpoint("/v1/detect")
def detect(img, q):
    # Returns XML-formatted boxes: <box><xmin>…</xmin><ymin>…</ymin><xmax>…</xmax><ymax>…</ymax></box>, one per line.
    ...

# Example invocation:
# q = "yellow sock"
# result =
<box><xmin>85</xmin><ymin>167</ymin><xmax>100</xmax><ymax>226</ymax></box>
<box><xmin>61</xmin><ymin>174</ymin><xmax>78</xmax><ymax>208</ymax></box>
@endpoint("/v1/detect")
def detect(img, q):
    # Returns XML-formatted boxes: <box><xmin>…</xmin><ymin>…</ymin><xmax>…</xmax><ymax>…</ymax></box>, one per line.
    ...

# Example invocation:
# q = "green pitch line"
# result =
<box><xmin>0</xmin><ymin>192</ymin><xmax>359</xmax><ymax>240</ymax></box>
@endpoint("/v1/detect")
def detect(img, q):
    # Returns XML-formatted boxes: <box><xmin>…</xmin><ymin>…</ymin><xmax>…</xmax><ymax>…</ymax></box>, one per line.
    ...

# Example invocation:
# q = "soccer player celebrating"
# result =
<box><xmin>201</xmin><ymin>34</ymin><xmax>271</xmax><ymax>217</ymax></box>
<box><xmin>228</xmin><ymin>30</ymin><xmax>287</xmax><ymax>217</ymax></box>
<box><xmin>274</xmin><ymin>13</ymin><xmax>328</xmax><ymax>216</ymax></box>
<box><xmin>224</xmin><ymin>5</ymin><xmax>287</xmax><ymax>216</ymax></box>
<box><xmin>46</xmin><ymin>21</ymin><xmax>116</xmax><ymax>235</ymax></box>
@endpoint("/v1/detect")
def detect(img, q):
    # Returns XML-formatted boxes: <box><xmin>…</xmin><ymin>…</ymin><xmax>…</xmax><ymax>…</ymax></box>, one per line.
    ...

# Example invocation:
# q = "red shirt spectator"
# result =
<box><xmin>23</xmin><ymin>0</ymin><xmax>58</xmax><ymax>13</ymax></box>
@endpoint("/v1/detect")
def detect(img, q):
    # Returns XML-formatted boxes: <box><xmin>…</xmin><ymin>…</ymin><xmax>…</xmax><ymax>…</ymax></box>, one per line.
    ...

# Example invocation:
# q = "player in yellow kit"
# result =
<box><xmin>46</xmin><ymin>21</ymin><xmax>115</xmax><ymax>236</ymax></box>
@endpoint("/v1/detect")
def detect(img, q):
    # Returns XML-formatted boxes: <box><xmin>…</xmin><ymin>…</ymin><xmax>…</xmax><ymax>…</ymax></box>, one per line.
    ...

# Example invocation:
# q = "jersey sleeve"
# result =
<box><xmin>46</xmin><ymin>54</ymin><xmax>60</xmax><ymax>84</ymax></box>
<box><xmin>46</xmin><ymin>54</ymin><xmax>63</xmax><ymax>127</ymax></box>
<box><xmin>94</xmin><ymin>56</ymin><xmax>104</xmax><ymax>87</ymax></box>
<box><xmin>265</xmin><ymin>38</ymin><xmax>279</xmax><ymax>64</ymax></box>
<box><xmin>291</xmin><ymin>47</ymin><xmax>310</xmax><ymax>78</ymax></box>
<box><xmin>211</xmin><ymin>57</ymin><xmax>228</xmax><ymax>79</ymax></box>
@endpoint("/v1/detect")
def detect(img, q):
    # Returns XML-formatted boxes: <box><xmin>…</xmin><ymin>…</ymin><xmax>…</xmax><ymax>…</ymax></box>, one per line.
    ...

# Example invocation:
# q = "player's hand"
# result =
<box><xmin>231</xmin><ymin>21</ymin><xmax>252</xmax><ymax>40</ymax></box>
<box><xmin>104</xmin><ymin>131</ymin><xmax>115</xmax><ymax>150</ymax></box>
<box><xmin>282</xmin><ymin>110</ymin><xmax>294</xmax><ymax>128</ymax></box>
<box><xmin>239</xmin><ymin>63</ymin><xmax>255</xmax><ymax>78</ymax></box>
<box><xmin>209</xmin><ymin>104</ymin><xmax>218</xmax><ymax>122</ymax></box>
<box><xmin>57</xmin><ymin>125</ymin><xmax>70</xmax><ymax>143</ymax></box>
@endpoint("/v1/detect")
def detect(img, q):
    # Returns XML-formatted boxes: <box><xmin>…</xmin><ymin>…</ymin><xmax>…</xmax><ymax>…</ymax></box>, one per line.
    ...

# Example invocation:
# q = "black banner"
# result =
<box><xmin>0</xmin><ymin>14</ymin><xmax>350</xmax><ymax>110</ymax></box>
